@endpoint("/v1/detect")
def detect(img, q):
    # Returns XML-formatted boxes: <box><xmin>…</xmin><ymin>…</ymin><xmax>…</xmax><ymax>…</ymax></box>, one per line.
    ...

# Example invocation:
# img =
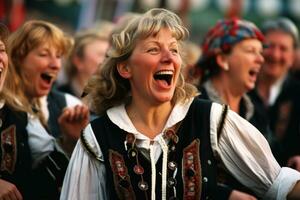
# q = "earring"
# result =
<box><xmin>223</xmin><ymin>63</ymin><xmax>229</xmax><ymax>71</ymax></box>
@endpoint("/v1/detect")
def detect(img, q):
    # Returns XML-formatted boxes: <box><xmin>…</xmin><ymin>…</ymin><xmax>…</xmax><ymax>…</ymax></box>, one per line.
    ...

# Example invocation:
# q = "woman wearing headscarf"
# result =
<box><xmin>197</xmin><ymin>18</ymin><xmax>281</xmax><ymax>199</ymax></box>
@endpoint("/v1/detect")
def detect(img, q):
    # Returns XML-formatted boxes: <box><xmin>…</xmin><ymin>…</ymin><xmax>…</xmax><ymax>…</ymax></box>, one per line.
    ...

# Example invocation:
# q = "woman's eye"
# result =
<box><xmin>0</xmin><ymin>48</ymin><xmax>6</xmax><ymax>53</ymax></box>
<box><xmin>245</xmin><ymin>48</ymin><xmax>255</xmax><ymax>53</ymax></box>
<box><xmin>148</xmin><ymin>48</ymin><xmax>158</xmax><ymax>53</ymax></box>
<box><xmin>171</xmin><ymin>48</ymin><xmax>178</xmax><ymax>54</ymax></box>
<box><xmin>39</xmin><ymin>53</ymin><xmax>47</xmax><ymax>57</ymax></box>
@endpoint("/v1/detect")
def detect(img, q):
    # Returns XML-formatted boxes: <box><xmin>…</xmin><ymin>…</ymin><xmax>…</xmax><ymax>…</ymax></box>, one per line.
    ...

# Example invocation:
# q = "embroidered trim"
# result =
<box><xmin>109</xmin><ymin>149</ymin><xmax>136</xmax><ymax>200</ymax></box>
<box><xmin>217</xmin><ymin>104</ymin><xmax>228</xmax><ymax>140</ymax></box>
<box><xmin>80</xmin><ymin>132</ymin><xmax>102</xmax><ymax>161</ymax></box>
<box><xmin>1</xmin><ymin>125</ymin><xmax>17</xmax><ymax>174</ymax></box>
<box><xmin>182</xmin><ymin>139</ymin><xmax>201</xmax><ymax>200</ymax></box>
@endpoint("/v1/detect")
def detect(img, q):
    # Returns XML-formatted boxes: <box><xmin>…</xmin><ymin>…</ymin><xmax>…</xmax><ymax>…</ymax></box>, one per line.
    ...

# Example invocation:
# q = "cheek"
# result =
<box><xmin>284</xmin><ymin>53</ymin><xmax>294</xmax><ymax>64</ymax></box>
<box><xmin>175</xmin><ymin>56</ymin><xmax>182</xmax><ymax>68</ymax></box>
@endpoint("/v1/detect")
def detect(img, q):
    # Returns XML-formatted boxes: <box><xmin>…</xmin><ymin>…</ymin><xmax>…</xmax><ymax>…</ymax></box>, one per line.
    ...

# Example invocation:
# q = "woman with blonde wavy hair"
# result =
<box><xmin>61</xmin><ymin>8</ymin><xmax>300</xmax><ymax>200</ymax></box>
<box><xmin>5</xmin><ymin>20</ymin><xmax>89</xmax><ymax>200</ymax></box>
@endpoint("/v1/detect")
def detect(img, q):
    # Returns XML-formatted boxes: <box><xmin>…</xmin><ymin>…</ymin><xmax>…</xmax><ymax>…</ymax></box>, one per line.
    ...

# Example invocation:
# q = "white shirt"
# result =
<box><xmin>268</xmin><ymin>74</ymin><xmax>287</xmax><ymax>106</ymax></box>
<box><xmin>27</xmin><ymin>93</ymin><xmax>82</xmax><ymax>167</ymax></box>
<box><xmin>60</xmin><ymin>97</ymin><xmax>300</xmax><ymax>200</ymax></box>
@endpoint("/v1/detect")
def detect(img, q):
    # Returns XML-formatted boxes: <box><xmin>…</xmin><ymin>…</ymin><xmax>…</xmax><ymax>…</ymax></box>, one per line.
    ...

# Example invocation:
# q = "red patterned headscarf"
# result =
<box><xmin>200</xmin><ymin>18</ymin><xmax>264</xmax><ymax>64</ymax></box>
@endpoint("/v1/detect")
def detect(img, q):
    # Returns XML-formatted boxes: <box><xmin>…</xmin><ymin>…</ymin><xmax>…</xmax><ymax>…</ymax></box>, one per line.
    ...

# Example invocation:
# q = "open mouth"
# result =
<box><xmin>249</xmin><ymin>69</ymin><xmax>259</xmax><ymax>78</ymax></box>
<box><xmin>153</xmin><ymin>70</ymin><xmax>173</xmax><ymax>86</ymax></box>
<box><xmin>41</xmin><ymin>72</ymin><xmax>55</xmax><ymax>84</ymax></box>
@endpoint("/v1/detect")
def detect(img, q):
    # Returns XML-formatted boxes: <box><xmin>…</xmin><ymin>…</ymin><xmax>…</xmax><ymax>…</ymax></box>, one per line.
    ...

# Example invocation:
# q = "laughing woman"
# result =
<box><xmin>0</xmin><ymin>23</ymin><xmax>32</xmax><ymax>200</ymax></box>
<box><xmin>197</xmin><ymin>19</ymin><xmax>278</xmax><ymax>199</ymax></box>
<box><xmin>5</xmin><ymin>20</ymin><xmax>89</xmax><ymax>199</ymax></box>
<box><xmin>61</xmin><ymin>8</ymin><xmax>300</xmax><ymax>200</ymax></box>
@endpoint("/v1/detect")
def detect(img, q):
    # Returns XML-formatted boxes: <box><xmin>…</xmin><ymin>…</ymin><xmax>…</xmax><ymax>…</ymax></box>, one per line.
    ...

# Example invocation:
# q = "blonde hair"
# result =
<box><xmin>4</xmin><ymin>20</ymin><xmax>72</xmax><ymax>114</ymax></box>
<box><xmin>84</xmin><ymin>8</ymin><xmax>198</xmax><ymax>115</ymax></box>
<box><xmin>65</xmin><ymin>23</ymin><xmax>113</xmax><ymax>80</ymax></box>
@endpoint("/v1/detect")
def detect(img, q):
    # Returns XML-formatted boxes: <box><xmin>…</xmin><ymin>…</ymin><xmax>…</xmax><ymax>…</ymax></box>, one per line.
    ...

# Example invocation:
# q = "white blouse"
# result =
<box><xmin>60</xmin><ymin>98</ymin><xmax>300</xmax><ymax>200</ymax></box>
<box><xmin>27</xmin><ymin>93</ymin><xmax>82</xmax><ymax>167</ymax></box>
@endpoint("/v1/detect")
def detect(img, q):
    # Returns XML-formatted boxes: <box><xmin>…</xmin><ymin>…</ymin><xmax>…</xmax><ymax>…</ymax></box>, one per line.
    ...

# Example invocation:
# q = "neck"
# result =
<box><xmin>72</xmin><ymin>75</ymin><xmax>88</xmax><ymax>97</ymax></box>
<box><xmin>126</xmin><ymin>99</ymin><xmax>173</xmax><ymax>139</ymax></box>
<box><xmin>211</xmin><ymin>77</ymin><xmax>242</xmax><ymax>113</ymax></box>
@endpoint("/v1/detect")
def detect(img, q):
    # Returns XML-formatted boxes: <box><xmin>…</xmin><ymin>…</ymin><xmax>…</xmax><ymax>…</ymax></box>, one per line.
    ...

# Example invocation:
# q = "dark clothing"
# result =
<box><xmin>57</xmin><ymin>83</ymin><xmax>76</xmax><ymax>98</ymax></box>
<box><xmin>31</xmin><ymin>149</ymin><xmax>69</xmax><ymax>200</ymax></box>
<box><xmin>249</xmin><ymin>75</ymin><xmax>300</xmax><ymax>166</ymax></box>
<box><xmin>47</xmin><ymin>89</ymin><xmax>67</xmax><ymax>138</ymax></box>
<box><xmin>0</xmin><ymin>105</ymin><xmax>33</xmax><ymax>199</ymax></box>
<box><xmin>89</xmin><ymin>99</ymin><xmax>219</xmax><ymax>199</ymax></box>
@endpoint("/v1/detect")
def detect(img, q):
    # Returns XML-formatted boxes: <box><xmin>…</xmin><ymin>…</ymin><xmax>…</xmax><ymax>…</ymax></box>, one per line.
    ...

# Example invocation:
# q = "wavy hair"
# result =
<box><xmin>4</xmin><ymin>20</ymin><xmax>72</xmax><ymax>114</ymax></box>
<box><xmin>84</xmin><ymin>8</ymin><xmax>198</xmax><ymax>115</ymax></box>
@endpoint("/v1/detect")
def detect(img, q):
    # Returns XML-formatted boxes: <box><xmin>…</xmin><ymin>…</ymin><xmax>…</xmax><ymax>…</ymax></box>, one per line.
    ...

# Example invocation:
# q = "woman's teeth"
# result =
<box><xmin>154</xmin><ymin>71</ymin><xmax>173</xmax><ymax>85</ymax></box>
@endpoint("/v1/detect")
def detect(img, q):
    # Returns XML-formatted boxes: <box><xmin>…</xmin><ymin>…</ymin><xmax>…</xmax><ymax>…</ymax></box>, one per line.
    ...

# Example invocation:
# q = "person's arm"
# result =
<box><xmin>210</xmin><ymin>103</ymin><xmax>300</xmax><ymax>199</ymax></box>
<box><xmin>287</xmin><ymin>181</ymin><xmax>300</xmax><ymax>200</ymax></box>
<box><xmin>287</xmin><ymin>156</ymin><xmax>300</xmax><ymax>171</ymax></box>
<box><xmin>60</xmin><ymin>124</ymin><xmax>108</xmax><ymax>200</ymax></box>
<box><xmin>0</xmin><ymin>179</ymin><xmax>22</xmax><ymax>200</ymax></box>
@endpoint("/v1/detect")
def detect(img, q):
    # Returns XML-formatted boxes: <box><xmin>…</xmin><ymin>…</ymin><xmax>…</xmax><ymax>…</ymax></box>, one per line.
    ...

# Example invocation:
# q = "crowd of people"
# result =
<box><xmin>1</xmin><ymin>6</ymin><xmax>300</xmax><ymax>200</ymax></box>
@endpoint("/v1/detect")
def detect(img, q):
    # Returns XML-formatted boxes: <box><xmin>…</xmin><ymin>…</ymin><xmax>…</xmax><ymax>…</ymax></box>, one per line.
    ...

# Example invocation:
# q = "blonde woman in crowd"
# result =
<box><xmin>6</xmin><ymin>20</ymin><xmax>89</xmax><ymax>199</ymax></box>
<box><xmin>61</xmin><ymin>8</ymin><xmax>300</xmax><ymax>200</ymax></box>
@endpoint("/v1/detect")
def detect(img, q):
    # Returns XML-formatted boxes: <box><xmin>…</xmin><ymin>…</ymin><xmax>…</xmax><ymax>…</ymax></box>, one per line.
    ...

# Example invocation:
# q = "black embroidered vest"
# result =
<box><xmin>0</xmin><ymin>105</ymin><xmax>33</xmax><ymax>199</ymax></box>
<box><xmin>91</xmin><ymin>99</ymin><xmax>217</xmax><ymax>199</ymax></box>
<box><xmin>47</xmin><ymin>89</ymin><xmax>67</xmax><ymax>137</ymax></box>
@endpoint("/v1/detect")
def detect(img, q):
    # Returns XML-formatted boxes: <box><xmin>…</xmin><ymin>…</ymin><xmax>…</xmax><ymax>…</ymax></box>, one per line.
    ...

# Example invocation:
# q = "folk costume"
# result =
<box><xmin>199</xmin><ymin>80</ymin><xmax>271</xmax><ymax>138</ymax></box>
<box><xmin>60</xmin><ymin>97</ymin><xmax>300</xmax><ymax>200</ymax></box>
<box><xmin>0</xmin><ymin>102</ymin><xmax>32</xmax><ymax>199</ymax></box>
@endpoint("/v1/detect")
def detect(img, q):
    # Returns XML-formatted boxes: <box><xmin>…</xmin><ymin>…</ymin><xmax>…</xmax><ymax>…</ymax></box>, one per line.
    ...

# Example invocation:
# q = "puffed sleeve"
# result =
<box><xmin>60</xmin><ymin>124</ymin><xmax>108</xmax><ymax>200</ymax></box>
<box><xmin>210</xmin><ymin>103</ymin><xmax>300</xmax><ymax>199</ymax></box>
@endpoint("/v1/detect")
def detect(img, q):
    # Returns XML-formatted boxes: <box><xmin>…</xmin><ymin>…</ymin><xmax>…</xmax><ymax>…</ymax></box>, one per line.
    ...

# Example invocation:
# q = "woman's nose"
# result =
<box><xmin>49</xmin><ymin>56</ymin><xmax>61</xmax><ymax>69</ymax></box>
<box><xmin>161</xmin><ymin>49</ymin><xmax>172</xmax><ymax>63</ymax></box>
<box><xmin>257</xmin><ymin>53</ymin><xmax>265</xmax><ymax>64</ymax></box>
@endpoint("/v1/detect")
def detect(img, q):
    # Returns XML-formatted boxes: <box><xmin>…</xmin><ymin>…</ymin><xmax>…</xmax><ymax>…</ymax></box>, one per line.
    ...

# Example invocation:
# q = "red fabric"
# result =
<box><xmin>9</xmin><ymin>0</ymin><xmax>25</xmax><ymax>31</ymax></box>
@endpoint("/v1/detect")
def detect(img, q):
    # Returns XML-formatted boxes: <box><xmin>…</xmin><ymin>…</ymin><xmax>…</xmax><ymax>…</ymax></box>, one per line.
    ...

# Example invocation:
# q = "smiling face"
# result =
<box><xmin>224</xmin><ymin>38</ymin><xmax>264</xmax><ymax>92</ymax></box>
<box><xmin>261</xmin><ymin>30</ymin><xmax>295</xmax><ymax>81</ymax></box>
<box><xmin>21</xmin><ymin>43</ymin><xmax>62</xmax><ymax>98</ymax></box>
<box><xmin>121</xmin><ymin>28</ymin><xmax>182</xmax><ymax>105</ymax></box>
<box><xmin>0</xmin><ymin>40</ymin><xmax>8</xmax><ymax>91</ymax></box>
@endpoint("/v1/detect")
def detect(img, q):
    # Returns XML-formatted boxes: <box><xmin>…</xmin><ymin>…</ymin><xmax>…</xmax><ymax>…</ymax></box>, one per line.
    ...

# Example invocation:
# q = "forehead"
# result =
<box><xmin>265</xmin><ymin>30</ymin><xmax>294</xmax><ymax>45</ymax></box>
<box><xmin>234</xmin><ymin>38</ymin><xmax>263</xmax><ymax>48</ymax></box>
<box><xmin>33</xmin><ymin>41</ymin><xmax>62</xmax><ymax>52</ymax></box>
<box><xmin>140</xmin><ymin>28</ymin><xmax>178</xmax><ymax>43</ymax></box>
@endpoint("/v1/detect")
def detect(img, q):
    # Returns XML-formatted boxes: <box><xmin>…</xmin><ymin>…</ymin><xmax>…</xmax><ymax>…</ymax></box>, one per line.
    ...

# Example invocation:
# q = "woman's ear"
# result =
<box><xmin>117</xmin><ymin>62</ymin><xmax>131</xmax><ymax>78</ymax></box>
<box><xmin>216</xmin><ymin>54</ymin><xmax>229</xmax><ymax>71</ymax></box>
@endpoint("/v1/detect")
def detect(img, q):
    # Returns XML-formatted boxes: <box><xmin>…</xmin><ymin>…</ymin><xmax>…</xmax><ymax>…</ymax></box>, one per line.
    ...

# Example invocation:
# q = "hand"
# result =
<box><xmin>58</xmin><ymin>104</ymin><xmax>90</xmax><ymax>141</ymax></box>
<box><xmin>0</xmin><ymin>179</ymin><xmax>23</xmax><ymax>200</ymax></box>
<box><xmin>287</xmin><ymin>156</ymin><xmax>300</xmax><ymax>171</ymax></box>
<box><xmin>229</xmin><ymin>190</ymin><xmax>257</xmax><ymax>200</ymax></box>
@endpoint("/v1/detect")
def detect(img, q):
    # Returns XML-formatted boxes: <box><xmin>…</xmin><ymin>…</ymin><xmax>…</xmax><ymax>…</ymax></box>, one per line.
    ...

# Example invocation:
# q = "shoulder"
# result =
<box><xmin>64</xmin><ymin>93</ymin><xmax>82</xmax><ymax>106</ymax></box>
<box><xmin>3</xmin><ymin>104</ymin><xmax>28</xmax><ymax>128</ymax></box>
<box><xmin>80</xmin><ymin>123</ymin><xmax>104</xmax><ymax>161</ymax></box>
<box><xmin>49</xmin><ymin>88</ymin><xmax>82</xmax><ymax>106</ymax></box>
